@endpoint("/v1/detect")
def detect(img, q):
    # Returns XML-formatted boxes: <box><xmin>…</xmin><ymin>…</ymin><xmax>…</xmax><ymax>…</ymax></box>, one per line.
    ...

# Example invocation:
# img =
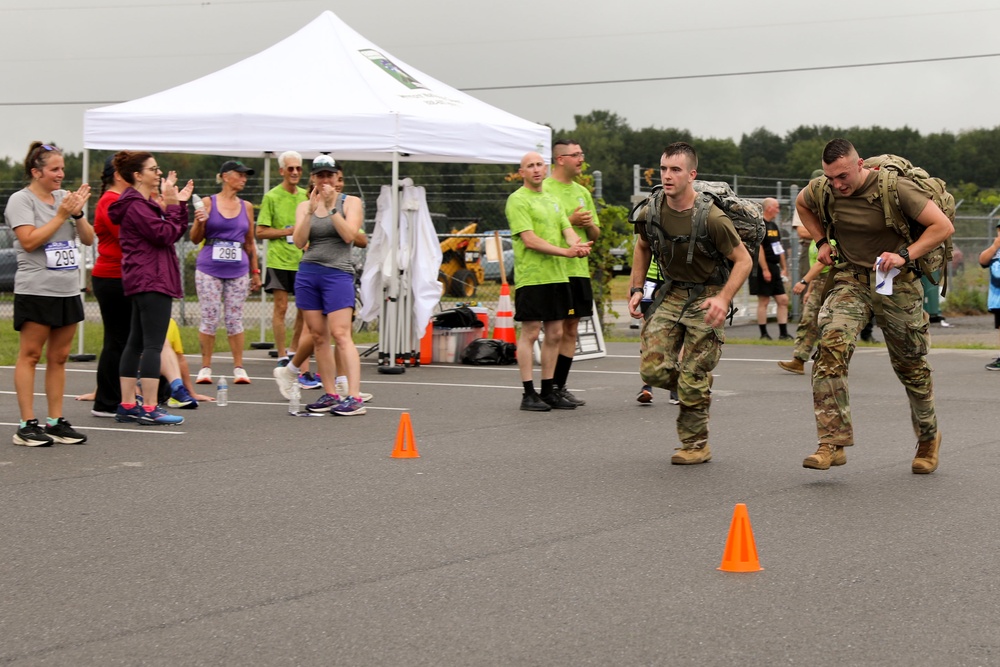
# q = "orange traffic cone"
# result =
<box><xmin>391</xmin><ymin>412</ymin><xmax>420</xmax><ymax>458</ymax></box>
<box><xmin>492</xmin><ymin>283</ymin><xmax>516</xmax><ymax>344</ymax></box>
<box><xmin>718</xmin><ymin>503</ymin><xmax>763</xmax><ymax>572</ymax></box>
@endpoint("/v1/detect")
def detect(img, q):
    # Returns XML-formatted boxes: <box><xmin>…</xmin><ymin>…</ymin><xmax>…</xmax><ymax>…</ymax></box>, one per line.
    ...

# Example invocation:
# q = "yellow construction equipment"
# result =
<box><xmin>438</xmin><ymin>222</ymin><xmax>484</xmax><ymax>298</ymax></box>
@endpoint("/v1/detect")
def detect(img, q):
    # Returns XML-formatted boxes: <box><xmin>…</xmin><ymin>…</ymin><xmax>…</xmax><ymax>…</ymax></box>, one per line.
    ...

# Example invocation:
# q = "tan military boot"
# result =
<box><xmin>803</xmin><ymin>443</ymin><xmax>847</xmax><ymax>470</ymax></box>
<box><xmin>912</xmin><ymin>432</ymin><xmax>941</xmax><ymax>474</ymax></box>
<box><xmin>671</xmin><ymin>444</ymin><xmax>712</xmax><ymax>465</ymax></box>
<box><xmin>778</xmin><ymin>358</ymin><xmax>805</xmax><ymax>375</ymax></box>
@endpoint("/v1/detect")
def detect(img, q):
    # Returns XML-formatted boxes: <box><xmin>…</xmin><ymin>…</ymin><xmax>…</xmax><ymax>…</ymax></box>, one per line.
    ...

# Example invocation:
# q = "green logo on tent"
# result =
<box><xmin>360</xmin><ymin>49</ymin><xmax>425</xmax><ymax>90</ymax></box>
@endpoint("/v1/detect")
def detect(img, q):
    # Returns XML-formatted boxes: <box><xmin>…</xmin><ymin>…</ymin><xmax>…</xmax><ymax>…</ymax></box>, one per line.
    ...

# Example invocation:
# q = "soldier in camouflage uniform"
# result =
<box><xmin>796</xmin><ymin>139</ymin><xmax>954</xmax><ymax>473</ymax></box>
<box><xmin>627</xmin><ymin>143</ymin><xmax>753</xmax><ymax>464</ymax></box>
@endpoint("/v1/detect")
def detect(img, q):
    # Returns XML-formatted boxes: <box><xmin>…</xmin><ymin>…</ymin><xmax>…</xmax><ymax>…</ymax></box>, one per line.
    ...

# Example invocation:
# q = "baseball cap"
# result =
<box><xmin>311</xmin><ymin>155</ymin><xmax>340</xmax><ymax>174</ymax></box>
<box><xmin>219</xmin><ymin>160</ymin><xmax>255</xmax><ymax>176</ymax></box>
<box><xmin>810</xmin><ymin>169</ymin><xmax>824</xmax><ymax>179</ymax></box>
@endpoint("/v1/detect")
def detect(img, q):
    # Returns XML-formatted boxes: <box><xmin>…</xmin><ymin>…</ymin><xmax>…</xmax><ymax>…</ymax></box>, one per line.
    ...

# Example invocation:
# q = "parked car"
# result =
<box><xmin>609</xmin><ymin>237</ymin><xmax>634</xmax><ymax>276</ymax></box>
<box><xmin>0</xmin><ymin>226</ymin><xmax>17</xmax><ymax>292</ymax></box>
<box><xmin>482</xmin><ymin>233</ymin><xmax>514</xmax><ymax>284</ymax></box>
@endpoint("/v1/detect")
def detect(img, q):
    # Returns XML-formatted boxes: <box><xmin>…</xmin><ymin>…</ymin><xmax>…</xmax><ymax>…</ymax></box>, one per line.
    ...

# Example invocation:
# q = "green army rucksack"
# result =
<box><xmin>809</xmin><ymin>154</ymin><xmax>955</xmax><ymax>295</ymax></box>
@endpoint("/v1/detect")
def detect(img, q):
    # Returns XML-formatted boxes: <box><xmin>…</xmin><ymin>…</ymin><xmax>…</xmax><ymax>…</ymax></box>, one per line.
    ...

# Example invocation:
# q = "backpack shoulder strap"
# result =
<box><xmin>687</xmin><ymin>194</ymin><xmax>715</xmax><ymax>265</ymax></box>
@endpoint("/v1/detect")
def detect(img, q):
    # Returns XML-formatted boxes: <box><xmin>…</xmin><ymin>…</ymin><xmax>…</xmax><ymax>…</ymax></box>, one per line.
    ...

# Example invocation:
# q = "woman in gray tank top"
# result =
<box><xmin>286</xmin><ymin>155</ymin><xmax>367</xmax><ymax>416</ymax></box>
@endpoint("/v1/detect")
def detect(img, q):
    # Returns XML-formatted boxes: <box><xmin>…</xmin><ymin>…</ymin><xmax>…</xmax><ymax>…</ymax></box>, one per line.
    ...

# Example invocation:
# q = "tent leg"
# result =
<box><xmin>71</xmin><ymin>148</ymin><xmax>96</xmax><ymax>362</ymax></box>
<box><xmin>252</xmin><ymin>153</ymin><xmax>274</xmax><ymax>351</ymax></box>
<box><xmin>378</xmin><ymin>154</ymin><xmax>405</xmax><ymax>375</ymax></box>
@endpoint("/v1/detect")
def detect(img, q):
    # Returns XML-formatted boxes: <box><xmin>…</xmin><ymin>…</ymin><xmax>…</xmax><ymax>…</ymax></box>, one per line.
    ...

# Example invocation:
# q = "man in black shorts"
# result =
<box><xmin>506</xmin><ymin>151</ymin><xmax>593</xmax><ymax>411</ymax></box>
<box><xmin>543</xmin><ymin>139</ymin><xmax>601</xmax><ymax>405</ymax></box>
<box><xmin>750</xmin><ymin>197</ymin><xmax>791</xmax><ymax>339</ymax></box>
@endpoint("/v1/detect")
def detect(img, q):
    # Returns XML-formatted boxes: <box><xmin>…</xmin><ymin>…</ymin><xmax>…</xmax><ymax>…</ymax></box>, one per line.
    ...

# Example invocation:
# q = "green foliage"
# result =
<box><xmin>588</xmin><ymin>203</ymin><xmax>632</xmax><ymax>334</ymax></box>
<box><xmin>942</xmin><ymin>267</ymin><xmax>988</xmax><ymax>315</ymax></box>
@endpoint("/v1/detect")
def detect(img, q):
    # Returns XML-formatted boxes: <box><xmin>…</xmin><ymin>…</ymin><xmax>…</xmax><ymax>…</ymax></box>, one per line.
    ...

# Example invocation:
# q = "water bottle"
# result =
<box><xmin>216</xmin><ymin>375</ymin><xmax>228</xmax><ymax>407</ymax></box>
<box><xmin>288</xmin><ymin>382</ymin><xmax>301</xmax><ymax>415</ymax></box>
<box><xmin>191</xmin><ymin>194</ymin><xmax>204</xmax><ymax>213</ymax></box>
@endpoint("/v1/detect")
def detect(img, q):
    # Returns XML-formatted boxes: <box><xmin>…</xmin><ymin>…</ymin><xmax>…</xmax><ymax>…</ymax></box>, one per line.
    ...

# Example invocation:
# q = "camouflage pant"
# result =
<box><xmin>640</xmin><ymin>285</ymin><xmax>724</xmax><ymax>449</ymax></box>
<box><xmin>813</xmin><ymin>270</ymin><xmax>937</xmax><ymax>446</ymax></box>
<box><xmin>792</xmin><ymin>280</ymin><xmax>825</xmax><ymax>361</ymax></box>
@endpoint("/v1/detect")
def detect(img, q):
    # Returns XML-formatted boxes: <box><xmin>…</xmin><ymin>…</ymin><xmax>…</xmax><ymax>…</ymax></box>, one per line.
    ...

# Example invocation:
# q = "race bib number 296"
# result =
<box><xmin>211</xmin><ymin>241</ymin><xmax>243</xmax><ymax>263</ymax></box>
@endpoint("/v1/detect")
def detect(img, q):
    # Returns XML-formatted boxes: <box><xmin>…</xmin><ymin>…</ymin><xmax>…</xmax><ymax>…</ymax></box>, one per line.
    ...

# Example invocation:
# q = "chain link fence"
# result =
<box><xmin>3</xmin><ymin>166</ymin><xmax>998</xmax><ymax>347</ymax></box>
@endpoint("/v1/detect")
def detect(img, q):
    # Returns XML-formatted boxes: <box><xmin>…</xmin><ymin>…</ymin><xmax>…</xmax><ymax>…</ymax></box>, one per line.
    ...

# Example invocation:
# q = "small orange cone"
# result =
<box><xmin>492</xmin><ymin>283</ymin><xmax>516</xmax><ymax>344</ymax></box>
<box><xmin>391</xmin><ymin>412</ymin><xmax>420</xmax><ymax>458</ymax></box>
<box><xmin>718</xmin><ymin>503</ymin><xmax>763</xmax><ymax>572</ymax></box>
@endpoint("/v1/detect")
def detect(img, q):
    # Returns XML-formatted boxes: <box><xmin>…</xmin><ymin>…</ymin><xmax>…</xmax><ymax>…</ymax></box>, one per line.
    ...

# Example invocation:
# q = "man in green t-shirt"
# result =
<box><xmin>542</xmin><ymin>139</ymin><xmax>600</xmax><ymax>407</ymax></box>
<box><xmin>506</xmin><ymin>151</ymin><xmax>593</xmax><ymax>412</ymax></box>
<box><xmin>627</xmin><ymin>142</ymin><xmax>752</xmax><ymax>465</ymax></box>
<box><xmin>256</xmin><ymin>151</ymin><xmax>309</xmax><ymax>365</ymax></box>
<box><xmin>796</xmin><ymin>138</ymin><xmax>953</xmax><ymax>473</ymax></box>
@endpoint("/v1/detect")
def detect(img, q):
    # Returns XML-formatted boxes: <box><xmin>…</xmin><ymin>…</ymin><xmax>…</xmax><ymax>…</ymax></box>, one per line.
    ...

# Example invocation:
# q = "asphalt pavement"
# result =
<box><xmin>1</xmin><ymin>336</ymin><xmax>998</xmax><ymax>666</ymax></box>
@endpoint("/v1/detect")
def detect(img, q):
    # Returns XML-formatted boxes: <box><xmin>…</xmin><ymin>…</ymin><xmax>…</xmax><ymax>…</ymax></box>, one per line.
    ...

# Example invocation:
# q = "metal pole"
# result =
<box><xmin>378</xmin><ymin>152</ymin><xmax>404</xmax><ymax>374</ymax></box>
<box><xmin>593</xmin><ymin>170</ymin><xmax>602</xmax><ymax>201</ymax></box>
<box><xmin>250</xmin><ymin>153</ymin><xmax>274</xmax><ymax>350</ymax></box>
<box><xmin>71</xmin><ymin>149</ymin><xmax>96</xmax><ymax>361</ymax></box>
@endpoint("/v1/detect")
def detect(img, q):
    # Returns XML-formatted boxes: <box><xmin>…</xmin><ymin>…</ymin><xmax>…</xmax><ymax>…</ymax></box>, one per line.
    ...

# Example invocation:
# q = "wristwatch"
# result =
<box><xmin>629</xmin><ymin>287</ymin><xmax>644</xmax><ymax>296</ymax></box>
<box><xmin>898</xmin><ymin>247</ymin><xmax>910</xmax><ymax>263</ymax></box>
<box><xmin>71</xmin><ymin>212</ymin><xmax>84</xmax><ymax>220</ymax></box>
<box><xmin>799</xmin><ymin>279</ymin><xmax>808</xmax><ymax>286</ymax></box>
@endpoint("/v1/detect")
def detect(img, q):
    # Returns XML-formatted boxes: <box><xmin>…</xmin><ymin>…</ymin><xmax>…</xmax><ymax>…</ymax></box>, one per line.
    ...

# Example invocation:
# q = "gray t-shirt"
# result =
<box><xmin>4</xmin><ymin>188</ymin><xmax>81</xmax><ymax>297</ymax></box>
<box><xmin>301</xmin><ymin>208</ymin><xmax>355</xmax><ymax>274</ymax></box>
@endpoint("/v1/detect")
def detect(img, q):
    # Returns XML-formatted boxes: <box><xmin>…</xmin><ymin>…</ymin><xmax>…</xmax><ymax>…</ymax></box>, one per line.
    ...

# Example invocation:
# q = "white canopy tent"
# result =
<box><xmin>83</xmin><ymin>10</ymin><xmax>550</xmax><ymax>370</ymax></box>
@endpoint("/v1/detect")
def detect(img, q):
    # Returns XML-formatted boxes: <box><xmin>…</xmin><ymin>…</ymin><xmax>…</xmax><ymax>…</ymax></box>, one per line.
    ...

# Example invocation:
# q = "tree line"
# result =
<box><xmin>4</xmin><ymin>111</ymin><xmax>1000</xmax><ymax>215</ymax></box>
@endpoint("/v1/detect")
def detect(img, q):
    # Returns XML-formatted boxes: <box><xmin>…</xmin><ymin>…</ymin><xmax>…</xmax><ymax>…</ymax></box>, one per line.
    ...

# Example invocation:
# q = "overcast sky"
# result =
<box><xmin>1</xmin><ymin>0</ymin><xmax>998</xmax><ymax>164</ymax></box>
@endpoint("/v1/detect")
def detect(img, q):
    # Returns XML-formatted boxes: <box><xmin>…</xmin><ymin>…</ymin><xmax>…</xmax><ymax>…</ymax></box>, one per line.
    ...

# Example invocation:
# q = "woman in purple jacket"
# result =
<box><xmin>108</xmin><ymin>151</ymin><xmax>198</xmax><ymax>426</ymax></box>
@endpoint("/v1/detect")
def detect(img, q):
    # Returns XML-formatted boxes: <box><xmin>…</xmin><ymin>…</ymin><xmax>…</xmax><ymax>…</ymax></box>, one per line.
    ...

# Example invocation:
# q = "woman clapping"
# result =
<box><xmin>5</xmin><ymin>142</ymin><xmax>93</xmax><ymax>446</ymax></box>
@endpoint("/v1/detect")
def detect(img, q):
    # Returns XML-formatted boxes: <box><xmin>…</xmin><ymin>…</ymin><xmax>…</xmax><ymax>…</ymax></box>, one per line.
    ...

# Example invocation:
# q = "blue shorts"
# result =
<box><xmin>294</xmin><ymin>263</ymin><xmax>355</xmax><ymax>315</ymax></box>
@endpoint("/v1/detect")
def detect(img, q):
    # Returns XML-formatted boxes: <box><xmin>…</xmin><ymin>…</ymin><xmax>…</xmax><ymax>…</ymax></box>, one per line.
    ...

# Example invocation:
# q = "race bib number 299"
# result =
<box><xmin>44</xmin><ymin>240</ymin><xmax>78</xmax><ymax>270</ymax></box>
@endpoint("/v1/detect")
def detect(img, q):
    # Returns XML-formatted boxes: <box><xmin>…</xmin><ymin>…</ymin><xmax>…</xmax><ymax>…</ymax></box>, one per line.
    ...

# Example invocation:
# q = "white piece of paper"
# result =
<box><xmin>875</xmin><ymin>259</ymin><xmax>900</xmax><ymax>295</ymax></box>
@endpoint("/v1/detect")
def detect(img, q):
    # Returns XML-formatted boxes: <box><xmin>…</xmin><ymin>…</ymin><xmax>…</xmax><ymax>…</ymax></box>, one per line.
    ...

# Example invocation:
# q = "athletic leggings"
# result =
<box><xmin>120</xmin><ymin>291</ymin><xmax>173</xmax><ymax>382</ymax></box>
<box><xmin>195</xmin><ymin>270</ymin><xmax>249</xmax><ymax>336</ymax></box>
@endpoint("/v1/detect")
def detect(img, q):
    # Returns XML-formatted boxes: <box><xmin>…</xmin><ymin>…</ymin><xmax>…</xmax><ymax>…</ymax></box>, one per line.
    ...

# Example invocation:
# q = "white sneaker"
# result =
<box><xmin>335</xmin><ymin>381</ymin><xmax>373</xmax><ymax>403</ymax></box>
<box><xmin>233</xmin><ymin>367</ymin><xmax>251</xmax><ymax>384</ymax></box>
<box><xmin>195</xmin><ymin>366</ymin><xmax>213</xmax><ymax>384</ymax></box>
<box><xmin>273</xmin><ymin>365</ymin><xmax>297</xmax><ymax>400</ymax></box>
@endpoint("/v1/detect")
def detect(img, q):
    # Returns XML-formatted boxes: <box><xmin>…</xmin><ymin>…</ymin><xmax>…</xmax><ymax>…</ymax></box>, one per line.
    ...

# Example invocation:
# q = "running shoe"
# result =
<box><xmin>13</xmin><ymin>420</ymin><xmax>54</xmax><ymax>447</ymax></box>
<box><xmin>45</xmin><ymin>418</ymin><xmax>88</xmax><ymax>445</ymax></box>
<box><xmin>668</xmin><ymin>390</ymin><xmax>680</xmax><ymax>405</ymax></box>
<box><xmin>91</xmin><ymin>409</ymin><xmax>117</xmax><ymax>418</ymax></box>
<box><xmin>138</xmin><ymin>407</ymin><xmax>185</xmax><ymax>426</ymax></box>
<box><xmin>115</xmin><ymin>404</ymin><xmax>143</xmax><ymax>423</ymax></box>
<box><xmin>276</xmin><ymin>355</ymin><xmax>291</xmax><ymax>368</ymax></box>
<box><xmin>636</xmin><ymin>385</ymin><xmax>653</xmax><ymax>404</ymax></box>
<box><xmin>195</xmin><ymin>367</ymin><xmax>213</xmax><ymax>384</ymax></box>
<box><xmin>986</xmin><ymin>357</ymin><xmax>1000</xmax><ymax>371</ymax></box>
<box><xmin>298</xmin><ymin>371</ymin><xmax>322</xmax><ymax>390</ymax></box>
<box><xmin>168</xmin><ymin>384</ymin><xmax>198</xmax><ymax>409</ymax></box>
<box><xmin>306</xmin><ymin>393</ymin><xmax>340</xmax><ymax>413</ymax></box>
<box><xmin>273</xmin><ymin>365</ymin><xmax>297</xmax><ymax>400</ymax></box>
<box><xmin>233</xmin><ymin>367</ymin><xmax>251</xmax><ymax>384</ymax></box>
<box><xmin>332</xmin><ymin>396</ymin><xmax>367</xmax><ymax>416</ymax></box>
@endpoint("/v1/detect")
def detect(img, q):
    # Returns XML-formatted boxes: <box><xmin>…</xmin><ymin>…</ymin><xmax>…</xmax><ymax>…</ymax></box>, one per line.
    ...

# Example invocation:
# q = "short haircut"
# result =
<box><xmin>112</xmin><ymin>151</ymin><xmax>154</xmax><ymax>186</ymax></box>
<box><xmin>23</xmin><ymin>141</ymin><xmax>62</xmax><ymax>179</ymax></box>
<box><xmin>553</xmin><ymin>138</ymin><xmax>579</xmax><ymax>158</ymax></box>
<box><xmin>278</xmin><ymin>151</ymin><xmax>302</xmax><ymax>169</ymax></box>
<box><xmin>663</xmin><ymin>142</ymin><xmax>698</xmax><ymax>170</ymax></box>
<box><xmin>822</xmin><ymin>138</ymin><xmax>856</xmax><ymax>165</ymax></box>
